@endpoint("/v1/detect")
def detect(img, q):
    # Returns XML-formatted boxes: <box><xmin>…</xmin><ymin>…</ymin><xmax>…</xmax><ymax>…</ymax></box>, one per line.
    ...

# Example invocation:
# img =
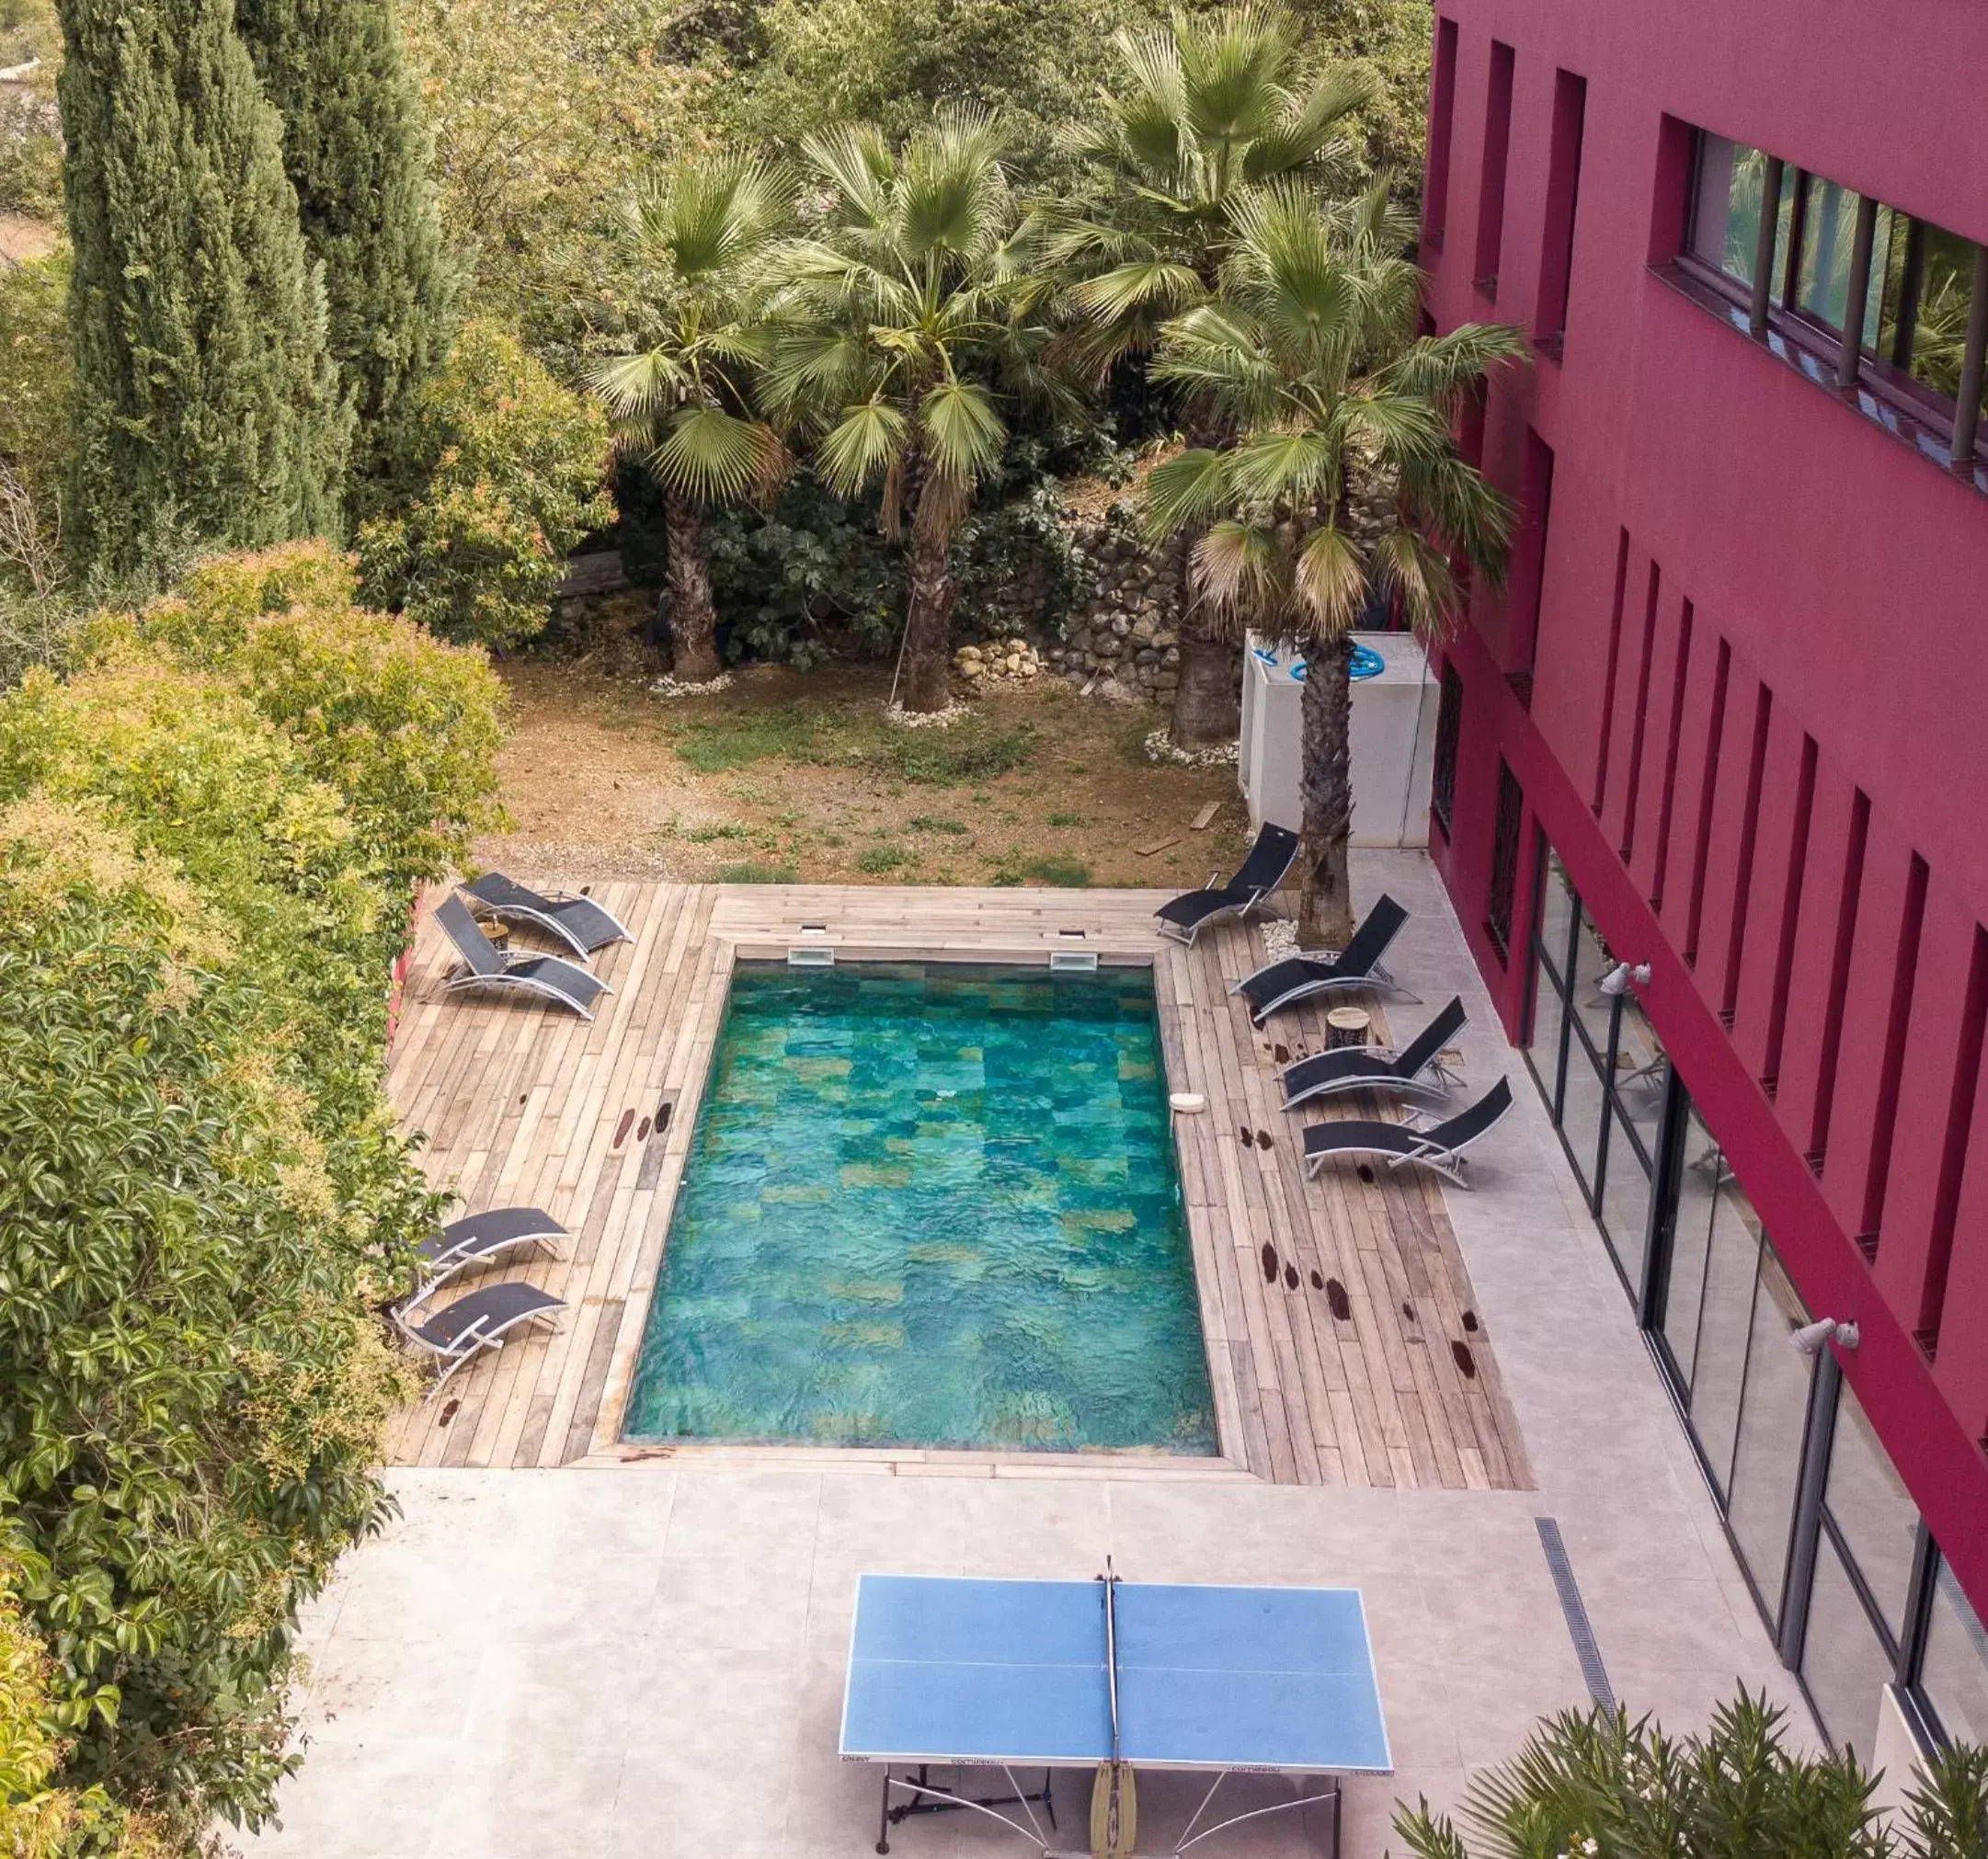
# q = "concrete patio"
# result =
<box><xmin>242</xmin><ymin>852</ymin><xmax>1814</xmax><ymax>1859</ymax></box>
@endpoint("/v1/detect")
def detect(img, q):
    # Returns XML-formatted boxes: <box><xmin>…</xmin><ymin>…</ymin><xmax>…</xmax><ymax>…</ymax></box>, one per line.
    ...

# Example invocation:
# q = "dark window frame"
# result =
<box><xmin>1431</xmin><ymin>659</ymin><xmax>1464</xmax><ymax>838</ymax></box>
<box><xmin>1670</xmin><ymin>130</ymin><xmax>1988</xmax><ymax>480</ymax></box>
<box><xmin>1485</xmin><ymin>758</ymin><xmax>1524</xmax><ymax>959</ymax></box>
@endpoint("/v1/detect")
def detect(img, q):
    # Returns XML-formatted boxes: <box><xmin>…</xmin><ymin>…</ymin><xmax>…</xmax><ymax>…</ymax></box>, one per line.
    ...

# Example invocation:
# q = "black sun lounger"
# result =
<box><xmin>435</xmin><ymin>894</ymin><xmax>611</xmax><ymax>1021</ymax></box>
<box><xmin>1233</xmin><ymin>893</ymin><xmax>1414</xmax><ymax>1024</ymax></box>
<box><xmin>1301</xmin><ymin>1077</ymin><xmax>1514</xmax><ymax>1189</ymax></box>
<box><xmin>464</xmin><ymin>872</ymin><xmax>633</xmax><ymax>959</ymax></box>
<box><xmin>1278</xmin><ymin>996</ymin><xmax>1468</xmax><ymax>1110</ymax></box>
<box><xmin>1156</xmin><ymin>823</ymin><xmax>1300</xmax><ymax>946</ymax></box>
<box><xmin>416</xmin><ymin>1206</ymin><xmax>569</xmax><ymax>1290</ymax></box>
<box><xmin>398</xmin><ymin>1281</ymin><xmax>567</xmax><ymax>1402</ymax></box>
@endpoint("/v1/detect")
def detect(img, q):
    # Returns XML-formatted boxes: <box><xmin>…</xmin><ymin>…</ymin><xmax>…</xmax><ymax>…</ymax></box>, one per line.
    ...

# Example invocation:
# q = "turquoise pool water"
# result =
<box><xmin>623</xmin><ymin>961</ymin><xmax>1216</xmax><ymax>1454</ymax></box>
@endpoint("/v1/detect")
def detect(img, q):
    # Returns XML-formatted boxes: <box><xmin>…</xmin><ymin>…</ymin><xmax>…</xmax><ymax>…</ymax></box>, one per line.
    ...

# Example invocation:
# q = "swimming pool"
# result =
<box><xmin>622</xmin><ymin>961</ymin><xmax>1217</xmax><ymax>1454</ymax></box>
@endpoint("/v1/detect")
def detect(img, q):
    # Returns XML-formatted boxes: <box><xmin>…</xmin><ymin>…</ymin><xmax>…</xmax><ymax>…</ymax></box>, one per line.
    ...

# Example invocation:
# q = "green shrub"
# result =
<box><xmin>856</xmin><ymin>843</ymin><xmax>909</xmax><ymax>873</ymax></box>
<box><xmin>357</xmin><ymin>321</ymin><xmax>612</xmax><ymax>651</ymax></box>
<box><xmin>103</xmin><ymin>543</ymin><xmax>509</xmax><ymax>889</ymax></box>
<box><xmin>0</xmin><ymin>546</ymin><xmax>506</xmax><ymax>1843</ymax></box>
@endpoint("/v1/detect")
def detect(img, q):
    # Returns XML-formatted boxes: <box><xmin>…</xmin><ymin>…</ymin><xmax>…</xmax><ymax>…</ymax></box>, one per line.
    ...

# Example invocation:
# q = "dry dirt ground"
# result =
<box><xmin>0</xmin><ymin>213</ymin><xmax>58</xmax><ymax>263</ymax></box>
<box><xmin>476</xmin><ymin>659</ymin><xmax>1254</xmax><ymax>890</ymax></box>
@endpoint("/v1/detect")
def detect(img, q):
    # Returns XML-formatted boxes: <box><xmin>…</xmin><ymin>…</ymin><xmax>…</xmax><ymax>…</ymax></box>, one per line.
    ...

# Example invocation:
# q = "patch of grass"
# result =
<box><xmin>876</xmin><ymin>721</ymin><xmax>1036</xmax><ymax>787</ymax></box>
<box><xmin>681</xmin><ymin>820</ymin><xmax>749</xmax><ymax>842</ymax></box>
<box><xmin>857</xmin><ymin>844</ymin><xmax>911</xmax><ymax>873</ymax></box>
<box><xmin>1019</xmin><ymin>856</ymin><xmax>1091</xmax><ymax>886</ymax></box>
<box><xmin>1045</xmin><ymin>810</ymin><xmax>1084</xmax><ymax>828</ymax></box>
<box><xmin>671</xmin><ymin>702</ymin><xmax>1034</xmax><ymax>790</ymax></box>
<box><xmin>907</xmin><ymin>815</ymin><xmax>970</xmax><ymax>835</ymax></box>
<box><xmin>673</xmin><ymin>705</ymin><xmax>817</xmax><ymax>772</ymax></box>
<box><xmin>714</xmin><ymin>861</ymin><xmax>797</xmax><ymax>884</ymax></box>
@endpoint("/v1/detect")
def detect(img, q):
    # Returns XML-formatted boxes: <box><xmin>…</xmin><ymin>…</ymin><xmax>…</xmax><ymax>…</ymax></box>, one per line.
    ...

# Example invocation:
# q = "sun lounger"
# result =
<box><xmin>1301</xmin><ymin>1077</ymin><xmax>1514</xmax><ymax>1189</ymax></box>
<box><xmin>1233</xmin><ymin>894</ymin><xmax>1414</xmax><ymax>1023</ymax></box>
<box><xmin>1278</xmin><ymin>996</ymin><xmax>1468</xmax><ymax>1109</ymax></box>
<box><xmin>1155</xmin><ymin>823</ymin><xmax>1300</xmax><ymax>946</ymax></box>
<box><xmin>397</xmin><ymin>1281</ymin><xmax>567</xmax><ymax>1402</ymax></box>
<box><xmin>416</xmin><ymin>1206</ymin><xmax>569</xmax><ymax>1290</ymax></box>
<box><xmin>435</xmin><ymin>894</ymin><xmax>611</xmax><ymax>1021</ymax></box>
<box><xmin>463</xmin><ymin>872</ymin><xmax>633</xmax><ymax>959</ymax></box>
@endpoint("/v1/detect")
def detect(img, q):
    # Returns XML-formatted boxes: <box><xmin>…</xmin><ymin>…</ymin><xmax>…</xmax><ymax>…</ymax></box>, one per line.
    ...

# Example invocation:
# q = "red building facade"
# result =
<box><xmin>1421</xmin><ymin>0</ymin><xmax>1988</xmax><ymax>1761</ymax></box>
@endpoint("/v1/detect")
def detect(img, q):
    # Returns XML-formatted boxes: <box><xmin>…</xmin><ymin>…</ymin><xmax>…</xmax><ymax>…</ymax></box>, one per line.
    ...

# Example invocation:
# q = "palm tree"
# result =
<box><xmin>1145</xmin><ymin>182</ymin><xmax>1526</xmax><ymax>947</ymax></box>
<box><xmin>763</xmin><ymin>108</ymin><xmax>1062</xmax><ymax>713</ymax></box>
<box><xmin>1040</xmin><ymin>6</ymin><xmax>1377</xmax><ymax>746</ymax></box>
<box><xmin>591</xmin><ymin>154</ymin><xmax>795</xmax><ymax>684</ymax></box>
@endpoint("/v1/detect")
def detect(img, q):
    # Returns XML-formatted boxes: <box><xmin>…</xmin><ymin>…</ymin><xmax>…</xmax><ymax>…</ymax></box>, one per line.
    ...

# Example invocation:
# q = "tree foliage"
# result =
<box><xmin>0</xmin><ymin>544</ymin><xmax>505</xmax><ymax>1844</ymax></box>
<box><xmin>357</xmin><ymin>320</ymin><xmax>612</xmax><ymax>650</ymax></box>
<box><xmin>55</xmin><ymin>0</ymin><xmax>348</xmax><ymax>586</ymax></box>
<box><xmin>1144</xmin><ymin>180</ymin><xmax>1523</xmax><ymax>942</ymax></box>
<box><xmin>235</xmin><ymin>0</ymin><xmax>455</xmax><ymax>502</ymax></box>
<box><xmin>1392</xmin><ymin>1691</ymin><xmax>1988</xmax><ymax>1859</ymax></box>
<box><xmin>592</xmin><ymin>153</ymin><xmax>795</xmax><ymax>682</ymax></box>
<box><xmin>763</xmin><ymin>108</ymin><xmax>1064</xmax><ymax>710</ymax></box>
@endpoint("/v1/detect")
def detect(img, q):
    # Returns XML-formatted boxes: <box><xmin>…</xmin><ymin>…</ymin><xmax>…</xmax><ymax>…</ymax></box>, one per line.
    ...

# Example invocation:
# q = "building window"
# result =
<box><xmin>1916</xmin><ymin>1557</ymin><xmax>1988</xmax><ymax>1748</ymax></box>
<box><xmin>1485</xmin><ymin>758</ymin><xmax>1522</xmax><ymax>958</ymax></box>
<box><xmin>1431</xmin><ymin>660</ymin><xmax>1463</xmax><ymax>838</ymax></box>
<box><xmin>1677</xmin><ymin>128</ymin><xmax>1988</xmax><ymax>470</ymax></box>
<box><xmin>1536</xmin><ymin>69</ymin><xmax>1587</xmax><ymax>351</ymax></box>
<box><xmin>1425</xmin><ymin>17</ymin><xmax>1458</xmax><ymax>250</ymax></box>
<box><xmin>1473</xmin><ymin>40</ymin><xmax>1515</xmax><ymax>297</ymax></box>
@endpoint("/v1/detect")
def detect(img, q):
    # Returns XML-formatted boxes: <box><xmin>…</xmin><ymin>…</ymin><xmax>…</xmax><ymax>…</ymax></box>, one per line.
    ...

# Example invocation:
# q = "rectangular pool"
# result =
<box><xmin>622</xmin><ymin>961</ymin><xmax>1217</xmax><ymax>1454</ymax></box>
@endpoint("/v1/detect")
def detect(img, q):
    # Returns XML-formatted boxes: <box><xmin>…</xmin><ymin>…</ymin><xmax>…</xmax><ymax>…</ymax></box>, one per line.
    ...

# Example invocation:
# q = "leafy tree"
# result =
<box><xmin>357</xmin><ymin>319</ymin><xmax>612</xmax><ymax>650</ymax></box>
<box><xmin>592</xmin><ymin>154</ymin><xmax>795</xmax><ymax>683</ymax></box>
<box><xmin>0</xmin><ymin>0</ymin><xmax>63</xmax><ymax>222</ymax></box>
<box><xmin>1391</xmin><ymin>1690</ymin><xmax>1988</xmax><ymax>1859</ymax></box>
<box><xmin>0</xmin><ymin>546</ymin><xmax>504</xmax><ymax>1842</ymax></box>
<box><xmin>55</xmin><ymin>0</ymin><xmax>348</xmax><ymax>585</ymax></box>
<box><xmin>732</xmin><ymin>0</ymin><xmax>1154</xmax><ymax>193</ymax></box>
<box><xmin>235</xmin><ymin>0</ymin><xmax>454</xmax><ymax>502</ymax></box>
<box><xmin>764</xmin><ymin>108</ymin><xmax>1063</xmax><ymax>712</ymax></box>
<box><xmin>0</xmin><ymin>251</ymin><xmax>73</xmax><ymax>658</ymax></box>
<box><xmin>399</xmin><ymin>0</ymin><xmax>698</xmax><ymax>368</ymax></box>
<box><xmin>1145</xmin><ymin>182</ymin><xmax>1523</xmax><ymax>945</ymax></box>
<box><xmin>1044</xmin><ymin>5</ymin><xmax>1377</xmax><ymax>747</ymax></box>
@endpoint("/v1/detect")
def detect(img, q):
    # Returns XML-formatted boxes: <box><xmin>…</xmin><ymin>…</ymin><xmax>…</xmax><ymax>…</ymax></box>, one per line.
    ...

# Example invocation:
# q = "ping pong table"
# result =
<box><xmin>840</xmin><ymin>1571</ymin><xmax>1392</xmax><ymax>1858</ymax></box>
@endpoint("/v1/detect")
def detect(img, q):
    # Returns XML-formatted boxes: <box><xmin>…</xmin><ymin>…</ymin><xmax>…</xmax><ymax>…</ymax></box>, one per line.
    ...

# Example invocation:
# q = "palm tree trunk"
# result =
<box><xmin>663</xmin><ymin>491</ymin><xmax>721</xmax><ymax>683</ymax></box>
<box><xmin>1170</xmin><ymin>610</ymin><xmax>1241</xmax><ymax>745</ymax></box>
<box><xmin>898</xmin><ymin>485</ymin><xmax>959</xmax><ymax>713</ymax></box>
<box><xmin>1296</xmin><ymin>630</ymin><xmax>1356</xmax><ymax>949</ymax></box>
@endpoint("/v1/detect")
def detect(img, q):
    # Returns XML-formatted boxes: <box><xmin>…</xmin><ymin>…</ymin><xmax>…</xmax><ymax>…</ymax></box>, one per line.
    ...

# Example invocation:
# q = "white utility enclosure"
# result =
<box><xmin>1239</xmin><ymin>631</ymin><xmax>1440</xmax><ymax>849</ymax></box>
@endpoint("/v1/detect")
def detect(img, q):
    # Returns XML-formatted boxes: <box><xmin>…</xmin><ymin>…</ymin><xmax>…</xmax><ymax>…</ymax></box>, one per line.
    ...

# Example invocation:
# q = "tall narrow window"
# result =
<box><xmin>1425</xmin><ymin>17</ymin><xmax>1459</xmax><ymax>250</ymax></box>
<box><xmin>1486</xmin><ymin>759</ymin><xmax>1524</xmax><ymax>960</ymax></box>
<box><xmin>1431</xmin><ymin>659</ymin><xmax>1464</xmax><ymax>838</ymax></box>
<box><xmin>1536</xmin><ymin>70</ymin><xmax>1587</xmax><ymax>352</ymax></box>
<box><xmin>1688</xmin><ymin>131</ymin><xmax>1794</xmax><ymax>292</ymax></box>
<box><xmin>1473</xmin><ymin>40</ymin><xmax>1515</xmax><ymax>298</ymax></box>
<box><xmin>1509</xmin><ymin>427</ymin><xmax>1555</xmax><ymax>690</ymax></box>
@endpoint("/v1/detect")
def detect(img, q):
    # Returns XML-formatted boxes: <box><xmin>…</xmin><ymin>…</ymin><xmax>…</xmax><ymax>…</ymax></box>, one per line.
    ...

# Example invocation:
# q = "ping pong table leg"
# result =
<box><xmin>875</xmin><ymin>1764</ymin><xmax>892</xmax><ymax>1853</ymax></box>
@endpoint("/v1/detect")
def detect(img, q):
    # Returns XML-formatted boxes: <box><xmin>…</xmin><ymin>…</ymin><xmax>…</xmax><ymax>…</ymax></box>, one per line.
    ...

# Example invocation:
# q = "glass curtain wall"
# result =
<box><xmin>1523</xmin><ymin>842</ymin><xmax>1662</xmax><ymax>1297</ymax></box>
<box><xmin>1518</xmin><ymin>829</ymin><xmax>1988</xmax><ymax>1762</ymax></box>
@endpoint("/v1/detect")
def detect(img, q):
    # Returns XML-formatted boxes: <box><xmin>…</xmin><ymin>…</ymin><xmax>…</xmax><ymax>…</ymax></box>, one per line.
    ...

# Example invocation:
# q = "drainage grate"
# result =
<box><xmin>1049</xmin><ymin>949</ymin><xmax>1099</xmax><ymax>973</ymax></box>
<box><xmin>787</xmin><ymin>946</ymin><xmax>835</xmax><ymax>967</ymax></box>
<box><xmin>1535</xmin><ymin>1517</ymin><xmax>1615</xmax><ymax>1707</ymax></box>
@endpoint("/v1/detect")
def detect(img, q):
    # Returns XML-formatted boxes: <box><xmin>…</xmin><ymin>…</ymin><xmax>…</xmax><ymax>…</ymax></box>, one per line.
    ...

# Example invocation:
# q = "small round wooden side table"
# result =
<box><xmin>1326</xmin><ymin>1006</ymin><xmax>1372</xmax><ymax>1050</ymax></box>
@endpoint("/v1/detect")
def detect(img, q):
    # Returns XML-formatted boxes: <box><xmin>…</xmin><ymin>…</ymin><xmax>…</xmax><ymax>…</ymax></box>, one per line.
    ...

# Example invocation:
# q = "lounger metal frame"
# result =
<box><xmin>1278</xmin><ymin>1044</ymin><xmax>1465</xmax><ymax>1110</ymax></box>
<box><xmin>436</xmin><ymin>895</ymin><xmax>613</xmax><ymax>1021</ymax></box>
<box><xmin>396</xmin><ymin>1287</ymin><xmax>566</xmax><ymax>1403</ymax></box>
<box><xmin>464</xmin><ymin>878</ymin><xmax>633</xmax><ymax>961</ymax></box>
<box><xmin>418</xmin><ymin>1212</ymin><xmax>567</xmax><ymax>1292</ymax></box>
<box><xmin>1240</xmin><ymin>959</ymin><xmax>1422</xmax><ymax>1021</ymax></box>
<box><xmin>1158</xmin><ymin>873</ymin><xmax>1287</xmax><ymax>947</ymax></box>
<box><xmin>1301</xmin><ymin>1092</ymin><xmax>1513</xmax><ymax>1191</ymax></box>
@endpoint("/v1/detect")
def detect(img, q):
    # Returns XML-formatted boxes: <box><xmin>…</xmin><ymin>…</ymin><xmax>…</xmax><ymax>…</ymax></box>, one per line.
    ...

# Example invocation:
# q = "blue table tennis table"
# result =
<box><xmin>840</xmin><ymin>1572</ymin><xmax>1392</xmax><ymax>1858</ymax></box>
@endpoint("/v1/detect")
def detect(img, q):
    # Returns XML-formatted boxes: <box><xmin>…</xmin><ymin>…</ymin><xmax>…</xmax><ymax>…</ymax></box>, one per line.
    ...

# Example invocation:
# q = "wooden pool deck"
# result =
<box><xmin>383</xmin><ymin>882</ymin><xmax>1532</xmax><ymax>1488</ymax></box>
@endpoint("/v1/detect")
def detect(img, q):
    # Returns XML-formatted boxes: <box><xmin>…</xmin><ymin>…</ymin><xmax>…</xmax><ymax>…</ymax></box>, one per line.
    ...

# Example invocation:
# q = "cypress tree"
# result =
<box><xmin>236</xmin><ymin>0</ymin><xmax>453</xmax><ymax>505</ymax></box>
<box><xmin>57</xmin><ymin>0</ymin><xmax>348</xmax><ymax>585</ymax></box>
